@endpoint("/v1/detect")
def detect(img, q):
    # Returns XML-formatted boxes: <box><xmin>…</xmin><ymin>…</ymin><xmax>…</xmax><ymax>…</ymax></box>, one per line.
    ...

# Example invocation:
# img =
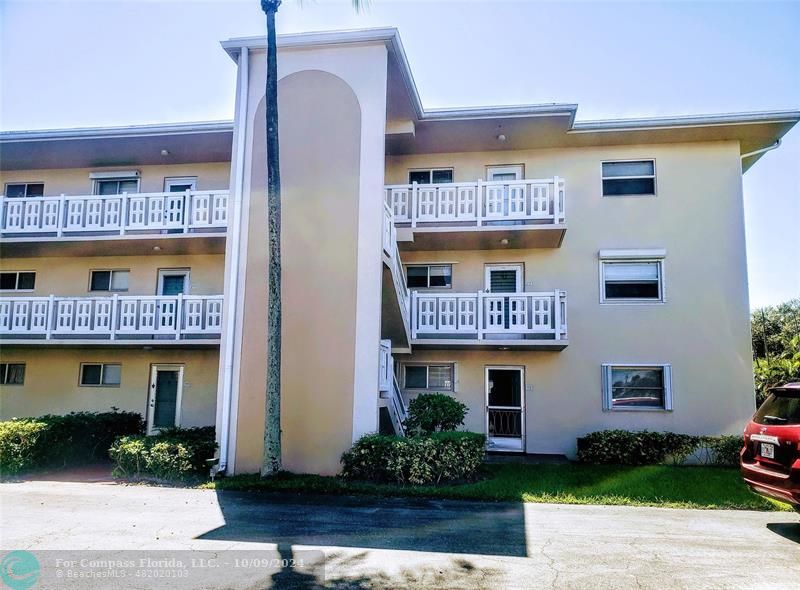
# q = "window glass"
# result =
<box><xmin>405</xmin><ymin>366</ymin><xmax>428</xmax><ymax>389</ymax></box>
<box><xmin>753</xmin><ymin>392</ymin><xmax>800</xmax><ymax>425</ymax></box>
<box><xmin>0</xmin><ymin>273</ymin><xmax>17</xmax><ymax>290</ymax></box>
<box><xmin>408</xmin><ymin>170</ymin><xmax>431</xmax><ymax>185</ymax></box>
<box><xmin>110</xmin><ymin>271</ymin><xmax>130</xmax><ymax>292</ymax></box>
<box><xmin>5</xmin><ymin>183</ymin><xmax>43</xmax><ymax>198</ymax></box>
<box><xmin>611</xmin><ymin>367</ymin><xmax>665</xmax><ymax>408</ymax></box>
<box><xmin>80</xmin><ymin>364</ymin><xmax>103</xmax><ymax>386</ymax></box>
<box><xmin>160</xmin><ymin>275</ymin><xmax>186</xmax><ymax>295</ymax></box>
<box><xmin>5</xmin><ymin>184</ymin><xmax>26</xmax><ymax>198</ymax></box>
<box><xmin>90</xmin><ymin>271</ymin><xmax>111</xmax><ymax>291</ymax></box>
<box><xmin>102</xmin><ymin>364</ymin><xmax>122</xmax><ymax>386</ymax></box>
<box><xmin>0</xmin><ymin>363</ymin><xmax>26</xmax><ymax>385</ymax></box>
<box><xmin>96</xmin><ymin>179</ymin><xmax>138</xmax><ymax>195</ymax></box>
<box><xmin>431</xmin><ymin>169</ymin><xmax>454</xmax><ymax>184</ymax></box>
<box><xmin>603</xmin><ymin>261</ymin><xmax>661</xmax><ymax>300</ymax></box>
<box><xmin>428</xmin><ymin>365</ymin><xmax>453</xmax><ymax>390</ymax></box>
<box><xmin>406</xmin><ymin>266</ymin><xmax>429</xmax><ymax>289</ymax></box>
<box><xmin>602</xmin><ymin>161</ymin><xmax>656</xmax><ymax>196</ymax></box>
<box><xmin>17</xmin><ymin>272</ymin><xmax>36</xmax><ymax>290</ymax></box>
<box><xmin>428</xmin><ymin>266</ymin><xmax>452</xmax><ymax>288</ymax></box>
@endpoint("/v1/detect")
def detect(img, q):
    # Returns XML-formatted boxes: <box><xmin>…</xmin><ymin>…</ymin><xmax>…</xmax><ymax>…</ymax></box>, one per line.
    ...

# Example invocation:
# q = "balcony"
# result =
<box><xmin>410</xmin><ymin>290</ymin><xmax>568</xmax><ymax>350</ymax></box>
<box><xmin>385</xmin><ymin>177</ymin><xmax>566</xmax><ymax>250</ymax></box>
<box><xmin>0</xmin><ymin>190</ymin><xmax>229</xmax><ymax>256</ymax></box>
<box><xmin>0</xmin><ymin>294</ymin><xmax>223</xmax><ymax>346</ymax></box>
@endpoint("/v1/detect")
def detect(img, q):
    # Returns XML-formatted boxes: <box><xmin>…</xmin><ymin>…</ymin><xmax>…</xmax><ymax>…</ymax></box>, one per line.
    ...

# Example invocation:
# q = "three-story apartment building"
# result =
<box><xmin>1</xmin><ymin>28</ymin><xmax>797</xmax><ymax>475</ymax></box>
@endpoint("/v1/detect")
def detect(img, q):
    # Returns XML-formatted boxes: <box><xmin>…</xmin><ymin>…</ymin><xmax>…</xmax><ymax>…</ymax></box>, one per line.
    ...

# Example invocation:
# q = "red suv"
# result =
<box><xmin>741</xmin><ymin>382</ymin><xmax>800</xmax><ymax>511</ymax></box>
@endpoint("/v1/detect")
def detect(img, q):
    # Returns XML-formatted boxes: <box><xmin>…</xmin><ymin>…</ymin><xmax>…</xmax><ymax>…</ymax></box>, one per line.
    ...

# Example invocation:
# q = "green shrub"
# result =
<box><xmin>577</xmin><ymin>430</ymin><xmax>745</xmax><ymax>466</ymax></box>
<box><xmin>0</xmin><ymin>419</ymin><xmax>49</xmax><ymax>475</ymax></box>
<box><xmin>341</xmin><ymin>431</ymin><xmax>485</xmax><ymax>485</ymax></box>
<box><xmin>109</xmin><ymin>426</ymin><xmax>216</xmax><ymax>480</ymax></box>
<box><xmin>403</xmin><ymin>393</ymin><xmax>468</xmax><ymax>435</ymax></box>
<box><xmin>0</xmin><ymin>410</ymin><xmax>143</xmax><ymax>476</ymax></box>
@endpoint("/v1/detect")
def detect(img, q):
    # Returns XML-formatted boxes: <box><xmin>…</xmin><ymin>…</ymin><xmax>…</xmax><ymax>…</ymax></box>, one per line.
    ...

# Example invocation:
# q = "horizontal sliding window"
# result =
<box><xmin>89</xmin><ymin>270</ymin><xmax>129</xmax><ymax>292</ymax></box>
<box><xmin>5</xmin><ymin>183</ymin><xmax>44</xmax><ymax>198</ymax></box>
<box><xmin>602</xmin><ymin>160</ymin><xmax>655</xmax><ymax>196</ymax></box>
<box><xmin>406</xmin><ymin>264</ymin><xmax>452</xmax><ymax>289</ymax></box>
<box><xmin>94</xmin><ymin>178</ymin><xmax>140</xmax><ymax>196</ymax></box>
<box><xmin>0</xmin><ymin>271</ymin><xmax>35</xmax><ymax>291</ymax></box>
<box><xmin>403</xmin><ymin>364</ymin><xmax>454</xmax><ymax>391</ymax></box>
<box><xmin>408</xmin><ymin>169</ymin><xmax>453</xmax><ymax>185</ymax></box>
<box><xmin>80</xmin><ymin>363</ymin><xmax>121</xmax><ymax>387</ymax></box>
<box><xmin>0</xmin><ymin>363</ymin><xmax>26</xmax><ymax>385</ymax></box>
<box><xmin>602</xmin><ymin>364</ymin><xmax>672</xmax><ymax>410</ymax></box>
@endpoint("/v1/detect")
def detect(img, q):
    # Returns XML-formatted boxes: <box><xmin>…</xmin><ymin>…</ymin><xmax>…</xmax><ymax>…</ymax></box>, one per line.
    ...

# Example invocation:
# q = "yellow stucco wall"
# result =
<box><xmin>390</xmin><ymin>141</ymin><xmax>755</xmax><ymax>455</ymax></box>
<box><xmin>0</xmin><ymin>163</ymin><xmax>230</xmax><ymax>196</ymax></box>
<box><xmin>0</xmin><ymin>347</ymin><xmax>220</xmax><ymax>426</ymax></box>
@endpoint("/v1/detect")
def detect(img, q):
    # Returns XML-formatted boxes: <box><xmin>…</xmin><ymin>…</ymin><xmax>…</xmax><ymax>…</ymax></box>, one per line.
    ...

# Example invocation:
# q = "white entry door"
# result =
<box><xmin>485</xmin><ymin>366</ymin><xmax>525</xmax><ymax>451</ymax></box>
<box><xmin>147</xmin><ymin>365</ymin><xmax>184</xmax><ymax>434</ymax></box>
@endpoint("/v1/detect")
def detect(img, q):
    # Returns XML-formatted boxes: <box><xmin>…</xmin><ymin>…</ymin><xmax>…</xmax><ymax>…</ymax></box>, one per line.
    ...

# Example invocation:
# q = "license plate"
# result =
<box><xmin>760</xmin><ymin>443</ymin><xmax>775</xmax><ymax>459</ymax></box>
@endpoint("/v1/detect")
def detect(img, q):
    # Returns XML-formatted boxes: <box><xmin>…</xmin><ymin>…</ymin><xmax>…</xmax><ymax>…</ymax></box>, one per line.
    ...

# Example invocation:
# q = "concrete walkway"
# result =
<box><xmin>1</xmin><ymin>480</ymin><xmax>798</xmax><ymax>589</ymax></box>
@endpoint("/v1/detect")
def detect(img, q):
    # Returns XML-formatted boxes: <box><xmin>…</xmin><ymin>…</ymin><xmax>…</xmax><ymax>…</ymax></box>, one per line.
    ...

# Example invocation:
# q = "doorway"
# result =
<box><xmin>157</xmin><ymin>269</ymin><xmax>191</xmax><ymax>295</ymax></box>
<box><xmin>147</xmin><ymin>365</ymin><xmax>184</xmax><ymax>434</ymax></box>
<box><xmin>485</xmin><ymin>367</ymin><xmax>525</xmax><ymax>451</ymax></box>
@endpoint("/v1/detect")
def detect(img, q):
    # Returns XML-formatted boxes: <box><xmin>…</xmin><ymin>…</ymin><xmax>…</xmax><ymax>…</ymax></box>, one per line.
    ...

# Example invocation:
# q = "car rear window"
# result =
<box><xmin>753</xmin><ymin>392</ymin><xmax>800</xmax><ymax>425</ymax></box>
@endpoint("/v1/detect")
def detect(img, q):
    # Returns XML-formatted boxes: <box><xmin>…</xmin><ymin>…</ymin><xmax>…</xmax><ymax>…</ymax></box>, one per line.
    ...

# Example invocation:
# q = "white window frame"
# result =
<box><xmin>163</xmin><ymin>177</ymin><xmax>197</xmax><ymax>192</ymax></box>
<box><xmin>486</xmin><ymin>165</ymin><xmax>524</xmax><ymax>181</ymax></box>
<box><xmin>404</xmin><ymin>264</ymin><xmax>453</xmax><ymax>290</ymax></box>
<box><xmin>0</xmin><ymin>362</ymin><xmax>26</xmax><ymax>386</ymax></box>
<box><xmin>602</xmin><ymin>363</ymin><xmax>673</xmax><ymax>411</ymax></box>
<box><xmin>89</xmin><ymin>269</ymin><xmax>130</xmax><ymax>293</ymax></box>
<box><xmin>485</xmin><ymin>263</ymin><xmax>524</xmax><ymax>293</ymax></box>
<box><xmin>4</xmin><ymin>182</ymin><xmax>44</xmax><ymax>198</ymax></box>
<box><xmin>0</xmin><ymin>270</ymin><xmax>36</xmax><ymax>292</ymax></box>
<box><xmin>601</xmin><ymin>159</ymin><xmax>657</xmax><ymax>197</ymax></box>
<box><xmin>157</xmin><ymin>268</ymin><xmax>191</xmax><ymax>295</ymax></box>
<box><xmin>90</xmin><ymin>171</ymin><xmax>141</xmax><ymax>196</ymax></box>
<box><xmin>599</xmin><ymin>249</ymin><xmax>666</xmax><ymax>304</ymax></box>
<box><xmin>79</xmin><ymin>363</ymin><xmax>122</xmax><ymax>387</ymax></box>
<box><xmin>402</xmin><ymin>362</ymin><xmax>458</xmax><ymax>392</ymax></box>
<box><xmin>407</xmin><ymin>168</ymin><xmax>454</xmax><ymax>185</ymax></box>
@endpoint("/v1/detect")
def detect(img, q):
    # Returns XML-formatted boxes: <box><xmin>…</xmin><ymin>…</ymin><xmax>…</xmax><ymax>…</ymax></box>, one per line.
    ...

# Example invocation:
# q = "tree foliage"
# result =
<box><xmin>751</xmin><ymin>299</ymin><xmax>800</xmax><ymax>406</ymax></box>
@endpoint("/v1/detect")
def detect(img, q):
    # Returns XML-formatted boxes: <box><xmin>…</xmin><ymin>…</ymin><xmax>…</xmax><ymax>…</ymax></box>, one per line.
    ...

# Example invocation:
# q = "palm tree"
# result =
<box><xmin>259</xmin><ymin>0</ymin><xmax>366</xmax><ymax>476</ymax></box>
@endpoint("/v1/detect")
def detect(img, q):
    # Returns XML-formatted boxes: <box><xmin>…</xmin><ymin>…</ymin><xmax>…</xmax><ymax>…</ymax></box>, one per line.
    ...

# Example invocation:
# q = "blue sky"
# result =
<box><xmin>1</xmin><ymin>0</ymin><xmax>798</xmax><ymax>308</ymax></box>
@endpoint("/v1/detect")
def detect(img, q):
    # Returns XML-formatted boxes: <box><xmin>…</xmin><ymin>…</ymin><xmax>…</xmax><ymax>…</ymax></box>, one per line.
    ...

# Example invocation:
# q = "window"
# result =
<box><xmin>0</xmin><ymin>363</ymin><xmax>26</xmax><ymax>385</ymax></box>
<box><xmin>164</xmin><ymin>177</ymin><xmax>197</xmax><ymax>193</ymax></box>
<box><xmin>602</xmin><ymin>160</ymin><xmax>656</xmax><ymax>196</ymax></box>
<box><xmin>408</xmin><ymin>169</ymin><xmax>453</xmax><ymax>185</ymax></box>
<box><xmin>4</xmin><ymin>183</ymin><xmax>44</xmax><ymax>198</ymax></box>
<box><xmin>89</xmin><ymin>270</ymin><xmax>129</xmax><ymax>292</ymax></box>
<box><xmin>486</xmin><ymin>165</ymin><xmax>524</xmax><ymax>182</ymax></box>
<box><xmin>158</xmin><ymin>269</ymin><xmax>191</xmax><ymax>295</ymax></box>
<box><xmin>93</xmin><ymin>178</ymin><xmax>140</xmax><ymax>195</ymax></box>
<box><xmin>406</xmin><ymin>265</ymin><xmax>452</xmax><ymax>289</ymax></box>
<box><xmin>403</xmin><ymin>364</ymin><xmax>454</xmax><ymax>391</ymax></box>
<box><xmin>0</xmin><ymin>271</ymin><xmax>35</xmax><ymax>291</ymax></box>
<box><xmin>80</xmin><ymin>363</ymin><xmax>121</xmax><ymax>387</ymax></box>
<box><xmin>602</xmin><ymin>364</ymin><xmax>672</xmax><ymax>410</ymax></box>
<box><xmin>599</xmin><ymin>250</ymin><xmax>665</xmax><ymax>303</ymax></box>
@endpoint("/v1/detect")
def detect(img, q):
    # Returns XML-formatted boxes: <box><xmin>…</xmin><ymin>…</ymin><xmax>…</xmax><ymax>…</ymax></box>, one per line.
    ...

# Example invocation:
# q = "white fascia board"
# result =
<box><xmin>0</xmin><ymin>121</ymin><xmax>234</xmax><ymax>143</ymax></box>
<box><xmin>570</xmin><ymin>110</ymin><xmax>800</xmax><ymax>134</ymax></box>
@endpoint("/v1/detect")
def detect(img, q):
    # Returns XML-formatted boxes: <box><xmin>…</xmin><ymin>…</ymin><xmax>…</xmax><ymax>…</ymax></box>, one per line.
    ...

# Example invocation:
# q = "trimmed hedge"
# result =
<box><xmin>341</xmin><ymin>432</ymin><xmax>486</xmax><ymax>485</ymax></box>
<box><xmin>109</xmin><ymin>426</ymin><xmax>216</xmax><ymax>480</ymax></box>
<box><xmin>577</xmin><ymin>430</ymin><xmax>744</xmax><ymax>466</ymax></box>
<box><xmin>0</xmin><ymin>410</ymin><xmax>144</xmax><ymax>475</ymax></box>
<box><xmin>403</xmin><ymin>393</ymin><xmax>468</xmax><ymax>435</ymax></box>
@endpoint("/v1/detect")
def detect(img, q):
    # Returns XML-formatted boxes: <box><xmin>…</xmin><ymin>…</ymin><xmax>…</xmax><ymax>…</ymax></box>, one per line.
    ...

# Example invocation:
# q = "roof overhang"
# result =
<box><xmin>0</xmin><ymin>121</ymin><xmax>233</xmax><ymax>171</ymax></box>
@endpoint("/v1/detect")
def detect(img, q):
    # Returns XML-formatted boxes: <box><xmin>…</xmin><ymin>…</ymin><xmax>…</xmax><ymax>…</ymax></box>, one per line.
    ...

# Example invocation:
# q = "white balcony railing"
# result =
<box><xmin>0</xmin><ymin>294</ymin><xmax>223</xmax><ymax>341</ymax></box>
<box><xmin>382</xmin><ymin>201</ymin><xmax>411</xmax><ymax>318</ymax></box>
<box><xmin>411</xmin><ymin>290</ymin><xmax>567</xmax><ymax>341</ymax></box>
<box><xmin>0</xmin><ymin>190</ymin><xmax>230</xmax><ymax>237</ymax></box>
<box><xmin>386</xmin><ymin>177</ymin><xmax>565</xmax><ymax>227</ymax></box>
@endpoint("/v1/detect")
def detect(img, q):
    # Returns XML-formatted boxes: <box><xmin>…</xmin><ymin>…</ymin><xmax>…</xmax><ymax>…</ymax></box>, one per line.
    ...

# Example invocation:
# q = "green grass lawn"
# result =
<box><xmin>204</xmin><ymin>463</ymin><xmax>792</xmax><ymax>511</ymax></box>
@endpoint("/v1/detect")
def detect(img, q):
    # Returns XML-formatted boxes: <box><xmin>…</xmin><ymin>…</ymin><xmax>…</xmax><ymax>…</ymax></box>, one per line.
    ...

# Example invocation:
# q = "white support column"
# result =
<box><xmin>120</xmin><ymin>193</ymin><xmax>128</xmax><ymax>235</ymax></box>
<box><xmin>477</xmin><ymin>290</ymin><xmax>485</xmax><ymax>340</ymax></box>
<box><xmin>411</xmin><ymin>290</ymin><xmax>418</xmax><ymax>339</ymax></box>
<box><xmin>110</xmin><ymin>294</ymin><xmax>118</xmax><ymax>340</ymax></box>
<box><xmin>175</xmin><ymin>293</ymin><xmax>184</xmax><ymax>340</ymax></box>
<box><xmin>476</xmin><ymin>179</ymin><xmax>484</xmax><ymax>227</ymax></box>
<box><xmin>57</xmin><ymin>194</ymin><xmax>66</xmax><ymax>237</ymax></box>
<box><xmin>553</xmin><ymin>289</ymin><xmax>561</xmax><ymax>340</ymax></box>
<box><xmin>410</xmin><ymin>181</ymin><xmax>418</xmax><ymax>228</ymax></box>
<box><xmin>45</xmin><ymin>294</ymin><xmax>55</xmax><ymax>340</ymax></box>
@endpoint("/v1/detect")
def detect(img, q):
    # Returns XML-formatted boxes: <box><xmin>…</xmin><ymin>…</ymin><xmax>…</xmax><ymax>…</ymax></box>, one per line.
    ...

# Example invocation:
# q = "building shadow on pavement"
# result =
<box><xmin>198</xmin><ymin>491</ymin><xmax>528</xmax><ymax>558</ymax></box>
<box><xmin>766</xmin><ymin>521</ymin><xmax>800</xmax><ymax>544</ymax></box>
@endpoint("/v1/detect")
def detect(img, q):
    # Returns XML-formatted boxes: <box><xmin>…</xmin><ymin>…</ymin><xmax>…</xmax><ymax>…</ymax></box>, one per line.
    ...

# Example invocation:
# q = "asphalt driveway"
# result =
<box><xmin>1</xmin><ymin>480</ymin><xmax>798</xmax><ymax>589</ymax></box>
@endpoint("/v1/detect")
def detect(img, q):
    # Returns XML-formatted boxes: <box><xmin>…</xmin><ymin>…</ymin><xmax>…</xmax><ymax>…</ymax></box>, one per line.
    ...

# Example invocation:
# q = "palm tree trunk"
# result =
<box><xmin>261</xmin><ymin>0</ymin><xmax>282</xmax><ymax>476</ymax></box>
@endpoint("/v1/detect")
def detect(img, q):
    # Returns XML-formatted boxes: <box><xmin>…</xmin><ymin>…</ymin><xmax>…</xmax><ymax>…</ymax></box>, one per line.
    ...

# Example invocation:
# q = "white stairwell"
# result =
<box><xmin>379</xmin><ymin>339</ymin><xmax>408</xmax><ymax>436</ymax></box>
